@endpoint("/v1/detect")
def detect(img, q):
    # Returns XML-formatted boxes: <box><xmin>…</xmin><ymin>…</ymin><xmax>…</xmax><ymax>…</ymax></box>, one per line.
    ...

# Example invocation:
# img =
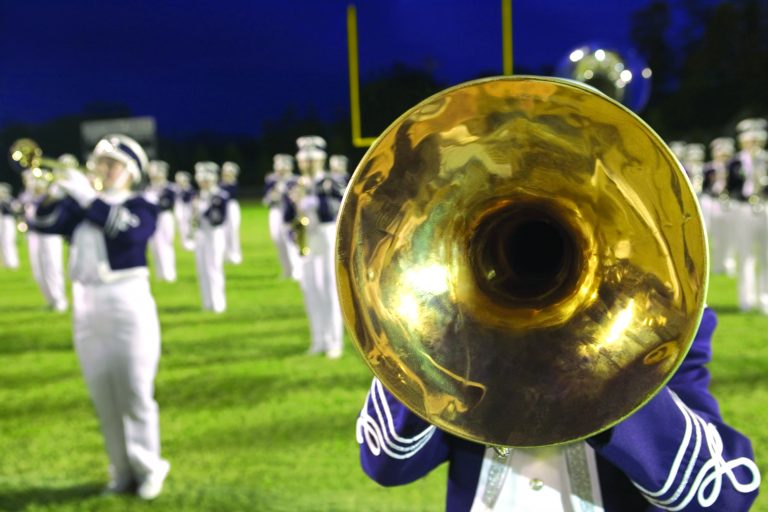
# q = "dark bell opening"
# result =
<box><xmin>472</xmin><ymin>204</ymin><xmax>582</xmax><ymax>305</ymax></box>
<box><xmin>505</xmin><ymin>220</ymin><xmax>567</xmax><ymax>293</ymax></box>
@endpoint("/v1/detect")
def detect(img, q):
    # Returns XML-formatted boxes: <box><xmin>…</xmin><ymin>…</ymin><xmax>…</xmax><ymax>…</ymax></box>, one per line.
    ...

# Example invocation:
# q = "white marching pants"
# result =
<box><xmin>194</xmin><ymin>226</ymin><xmax>227</xmax><ymax>313</ymax></box>
<box><xmin>27</xmin><ymin>231</ymin><xmax>43</xmax><ymax>288</ymax></box>
<box><xmin>224</xmin><ymin>200</ymin><xmax>242</xmax><ymax>264</ymax></box>
<box><xmin>268</xmin><ymin>207</ymin><xmax>293</xmax><ymax>278</ymax></box>
<box><xmin>174</xmin><ymin>201</ymin><xmax>194</xmax><ymax>251</ymax></box>
<box><xmin>734</xmin><ymin>203</ymin><xmax>768</xmax><ymax>313</ymax></box>
<box><xmin>1</xmin><ymin>215</ymin><xmax>19</xmax><ymax>269</ymax></box>
<box><xmin>702</xmin><ymin>197</ymin><xmax>737</xmax><ymax>276</ymax></box>
<box><xmin>36</xmin><ymin>234</ymin><xmax>67</xmax><ymax>311</ymax></box>
<box><xmin>149</xmin><ymin>211</ymin><xmax>177</xmax><ymax>282</ymax></box>
<box><xmin>72</xmin><ymin>278</ymin><xmax>166</xmax><ymax>485</ymax></box>
<box><xmin>298</xmin><ymin>223</ymin><xmax>343</xmax><ymax>355</ymax></box>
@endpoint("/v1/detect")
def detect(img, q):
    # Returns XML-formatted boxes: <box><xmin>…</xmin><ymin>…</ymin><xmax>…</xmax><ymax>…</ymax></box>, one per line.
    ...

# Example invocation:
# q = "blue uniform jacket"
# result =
<box><xmin>197</xmin><ymin>190</ymin><xmax>229</xmax><ymax>227</ymax></box>
<box><xmin>32</xmin><ymin>196</ymin><xmax>158</xmax><ymax>270</ymax></box>
<box><xmin>358</xmin><ymin>308</ymin><xmax>760</xmax><ymax>511</ymax></box>
<box><xmin>157</xmin><ymin>186</ymin><xmax>176</xmax><ymax>212</ymax></box>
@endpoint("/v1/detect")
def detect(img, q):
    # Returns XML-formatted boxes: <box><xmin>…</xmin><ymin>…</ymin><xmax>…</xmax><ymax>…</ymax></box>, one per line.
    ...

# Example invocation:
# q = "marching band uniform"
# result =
<box><xmin>25</xmin><ymin>159</ymin><xmax>70</xmax><ymax>312</ymax></box>
<box><xmin>701</xmin><ymin>138</ymin><xmax>736</xmax><ymax>276</ymax></box>
<box><xmin>20</xmin><ymin>171</ymin><xmax>46</xmax><ymax>292</ymax></box>
<box><xmin>193</xmin><ymin>162</ymin><xmax>229</xmax><ymax>313</ymax></box>
<box><xmin>173</xmin><ymin>171</ymin><xmax>195</xmax><ymax>251</ymax></box>
<box><xmin>145</xmin><ymin>161</ymin><xmax>177</xmax><ymax>282</ymax></box>
<box><xmin>727</xmin><ymin>119</ymin><xmax>768</xmax><ymax>313</ymax></box>
<box><xmin>357</xmin><ymin>308</ymin><xmax>760</xmax><ymax>511</ymax></box>
<box><xmin>32</xmin><ymin>135</ymin><xmax>170</xmax><ymax>500</ymax></box>
<box><xmin>329</xmin><ymin>154</ymin><xmax>352</xmax><ymax>187</ymax></box>
<box><xmin>264</xmin><ymin>154</ymin><xmax>297</xmax><ymax>279</ymax></box>
<box><xmin>290</xmin><ymin>137</ymin><xmax>346</xmax><ymax>359</ymax></box>
<box><xmin>221</xmin><ymin>161</ymin><xmax>243</xmax><ymax>265</ymax></box>
<box><xmin>682</xmin><ymin>143</ymin><xmax>705</xmax><ymax>197</ymax></box>
<box><xmin>0</xmin><ymin>183</ymin><xmax>19</xmax><ymax>270</ymax></box>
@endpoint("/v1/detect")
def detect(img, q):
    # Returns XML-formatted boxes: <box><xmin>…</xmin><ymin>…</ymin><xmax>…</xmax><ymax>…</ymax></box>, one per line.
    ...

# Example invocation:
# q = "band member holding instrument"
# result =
<box><xmin>357</xmin><ymin>309</ymin><xmax>760</xmax><ymax>511</ymax></box>
<box><xmin>289</xmin><ymin>137</ymin><xmax>345</xmax><ymax>358</ymax></box>
<box><xmin>173</xmin><ymin>170</ymin><xmax>195</xmax><ymax>251</ymax></box>
<box><xmin>727</xmin><ymin>118</ymin><xmax>768</xmax><ymax>313</ymax></box>
<box><xmin>24</xmin><ymin>156</ymin><xmax>72</xmax><ymax>312</ymax></box>
<box><xmin>702</xmin><ymin>137</ymin><xmax>736</xmax><ymax>276</ymax></box>
<box><xmin>339</xmin><ymin>77</ymin><xmax>760</xmax><ymax>512</ymax></box>
<box><xmin>264</xmin><ymin>154</ymin><xmax>297</xmax><ymax>279</ymax></box>
<box><xmin>0</xmin><ymin>182</ymin><xmax>19</xmax><ymax>270</ymax></box>
<box><xmin>31</xmin><ymin>134</ymin><xmax>170</xmax><ymax>499</ymax></box>
<box><xmin>329</xmin><ymin>154</ymin><xmax>351</xmax><ymax>188</ymax></box>
<box><xmin>145</xmin><ymin>160</ymin><xmax>177</xmax><ymax>282</ymax></box>
<box><xmin>193</xmin><ymin>161</ymin><xmax>229</xmax><ymax>313</ymax></box>
<box><xmin>220</xmin><ymin>161</ymin><xmax>243</xmax><ymax>265</ymax></box>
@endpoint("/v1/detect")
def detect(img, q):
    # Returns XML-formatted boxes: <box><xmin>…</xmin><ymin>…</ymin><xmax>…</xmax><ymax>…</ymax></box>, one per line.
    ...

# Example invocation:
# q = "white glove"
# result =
<box><xmin>47</xmin><ymin>183</ymin><xmax>67</xmax><ymax>201</ymax></box>
<box><xmin>57</xmin><ymin>169</ymin><xmax>96</xmax><ymax>208</ymax></box>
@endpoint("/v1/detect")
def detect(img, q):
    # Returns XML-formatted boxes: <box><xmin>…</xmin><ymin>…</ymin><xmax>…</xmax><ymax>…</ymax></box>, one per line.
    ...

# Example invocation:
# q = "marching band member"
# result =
<box><xmin>264</xmin><ymin>154</ymin><xmax>297</xmax><ymax>279</ymax></box>
<box><xmin>683</xmin><ymin>143</ymin><xmax>705</xmax><ymax>196</ymax></box>
<box><xmin>329</xmin><ymin>154</ymin><xmax>351</xmax><ymax>187</ymax></box>
<box><xmin>145</xmin><ymin>161</ymin><xmax>177</xmax><ymax>282</ymax></box>
<box><xmin>28</xmin><ymin>156</ymin><xmax>73</xmax><ymax>312</ymax></box>
<box><xmin>0</xmin><ymin>183</ymin><xmax>19</xmax><ymax>270</ymax></box>
<box><xmin>193</xmin><ymin>161</ymin><xmax>229</xmax><ymax>313</ymax></box>
<box><xmin>702</xmin><ymin>137</ymin><xmax>736</xmax><ymax>275</ymax></box>
<box><xmin>173</xmin><ymin>171</ymin><xmax>195</xmax><ymax>251</ymax></box>
<box><xmin>290</xmin><ymin>137</ymin><xmax>346</xmax><ymax>359</ymax></box>
<box><xmin>221</xmin><ymin>161</ymin><xmax>243</xmax><ymax>265</ymax></box>
<box><xmin>21</xmin><ymin>167</ymin><xmax>68</xmax><ymax>311</ymax></box>
<box><xmin>727</xmin><ymin>118</ymin><xmax>768</xmax><ymax>313</ymax></box>
<box><xmin>357</xmin><ymin>307</ymin><xmax>760</xmax><ymax>511</ymax></box>
<box><xmin>20</xmin><ymin>169</ymin><xmax>46</xmax><ymax>291</ymax></box>
<box><xmin>31</xmin><ymin>135</ymin><xmax>170</xmax><ymax>499</ymax></box>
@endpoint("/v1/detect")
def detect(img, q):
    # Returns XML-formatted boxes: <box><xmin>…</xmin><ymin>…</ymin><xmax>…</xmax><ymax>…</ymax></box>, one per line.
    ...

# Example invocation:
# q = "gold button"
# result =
<box><xmin>530</xmin><ymin>478</ymin><xmax>544</xmax><ymax>491</ymax></box>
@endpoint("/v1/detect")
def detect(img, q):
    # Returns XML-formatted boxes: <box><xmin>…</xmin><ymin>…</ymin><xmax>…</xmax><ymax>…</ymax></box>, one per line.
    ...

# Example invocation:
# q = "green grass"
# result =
<box><xmin>0</xmin><ymin>202</ymin><xmax>766</xmax><ymax>511</ymax></box>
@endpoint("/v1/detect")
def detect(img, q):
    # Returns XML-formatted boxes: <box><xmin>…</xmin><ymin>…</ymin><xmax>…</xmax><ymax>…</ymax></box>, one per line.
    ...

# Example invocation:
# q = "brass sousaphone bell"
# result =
<box><xmin>336</xmin><ymin>76</ymin><xmax>708</xmax><ymax>447</ymax></box>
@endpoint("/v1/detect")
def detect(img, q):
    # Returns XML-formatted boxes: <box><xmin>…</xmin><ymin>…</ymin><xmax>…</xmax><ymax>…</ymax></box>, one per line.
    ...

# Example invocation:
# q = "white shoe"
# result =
<box><xmin>137</xmin><ymin>460</ymin><xmax>170</xmax><ymax>501</ymax></box>
<box><xmin>326</xmin><ymin>347</ymin><xmax>343</xmax><ymax>360</ymax></box>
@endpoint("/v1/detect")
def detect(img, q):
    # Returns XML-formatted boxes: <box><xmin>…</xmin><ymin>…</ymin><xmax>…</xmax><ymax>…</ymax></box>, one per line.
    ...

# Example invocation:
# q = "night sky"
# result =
<box><xmin>1</xmin><ymin>0</ymin><xmax>667</xmax><ymax>138</ymax></box>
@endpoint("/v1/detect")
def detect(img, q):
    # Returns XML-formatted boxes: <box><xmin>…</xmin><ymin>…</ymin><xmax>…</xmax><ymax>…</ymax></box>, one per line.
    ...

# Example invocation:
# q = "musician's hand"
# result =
<box><xmin>58</xmin><ymin>169</ymin><xmax>96</xmax><ymax>208</ymax></box>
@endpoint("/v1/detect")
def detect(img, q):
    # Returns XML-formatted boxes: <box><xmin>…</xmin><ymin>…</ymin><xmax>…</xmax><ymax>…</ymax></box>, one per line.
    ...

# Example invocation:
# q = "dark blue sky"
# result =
<box><xmin>1</xmin><ymin>0</ymin><xmax>661</xmax><ymax>138</ymax></box>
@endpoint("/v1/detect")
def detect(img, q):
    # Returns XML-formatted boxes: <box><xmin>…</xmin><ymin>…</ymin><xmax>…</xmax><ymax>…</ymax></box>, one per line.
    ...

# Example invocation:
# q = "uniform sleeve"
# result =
<box><xmin>358</xmin><ymin>378</ymin><xmax>451</xmax><ymax>486</ymax></box>
<box><xmin>32</xmin><ymin>196</ymin><xmax>84</xmax><ymax>237</ymax></box>
<box><xmin>83</xmin><ymin>198</ymin><xmax>158</xmax><ymax>244</ymax></box>
<box><xmin>587</xmin><ymin>308</ymin><xmax>760</xmax><ymax>511</ymax></box>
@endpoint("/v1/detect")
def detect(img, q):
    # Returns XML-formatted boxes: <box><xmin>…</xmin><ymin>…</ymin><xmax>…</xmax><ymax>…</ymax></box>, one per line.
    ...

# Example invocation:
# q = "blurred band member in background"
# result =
<box><xmin>25</xmin><ymin>157</ymin><xmax>73</xmax><ymax>312</ymax></box>
<box><xmin>683</xmin><ymin>143</ymin><xmax>705</xmax><ymax>196</ymax></box>
<box><xmin>264</xmin><ymin>154</ymin><xmax>296</xmax><ymax>279</ymax></box>
<box><xmin>291</xmin><ymin>136</ymin><xmax>346</xmax><ymax>359</ymax></box>
<box><xmin>702</xmin><ymin>137</ymin><xmax>736</xmax><ymax>276</ymax></box>
<box><xmin>728</xmin><ymin>118</ymin><xmax>768</xmax><ymax>313</ymax></box>
<box><xmin>31</xmin><ymin>135</ymin><xmax>170</xmax><ymax>500</ymax></box>
<box><xmin>173</xmin><ymin>171</ymin><xmax>195</xmax><ymax>251</ymax></box>
<box><xmin>193</xmin><ymin>161</ymin><xmax>229</xmax><ymax>313</ymax></box>
<box><xmin>145</xmin><ymin>160</ymin><xmax>177</xmax><ymax>282</ymax></box>
<box><xmin>0</xmin><ymin>183</ymin><xmax>19</xmax><ymax>270</ymax></box>
<box><xmin>221</xmin><ymin>161</ymin><xmax>242</xmax><ymax>265</ymax></box>
<box><xmin>20</xmin><ymin>169</ymin><xmax>47</xmax><ymax>296</ymax></box>
<box><xmin>329</xmin><ymin>154</ymin><xmax>351</xmax><ymax>187</ymax></box>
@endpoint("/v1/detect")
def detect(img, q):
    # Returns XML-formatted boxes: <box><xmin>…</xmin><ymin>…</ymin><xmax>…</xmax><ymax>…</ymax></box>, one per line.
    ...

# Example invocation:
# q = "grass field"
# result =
<box><xmin>0</xmin><ymin>202</ymin><xmax>766</xmax><ymax>511</ymax></box>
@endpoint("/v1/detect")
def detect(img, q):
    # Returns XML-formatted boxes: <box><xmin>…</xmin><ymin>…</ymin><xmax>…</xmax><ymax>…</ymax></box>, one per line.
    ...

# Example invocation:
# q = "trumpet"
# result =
<box><xmin>288</xmin><ymin>176</ymin><xmax>313</xmax><ymax>256</ymax></box>
<box><xmin>335</xmin><ymin>76</ymin><xmax>708</xmax><ymax>448</ymax></box>
<box><xmin>9</xmin><ymin>139</ymin><xmax>88</xmax><ymax>183</ymax></box>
